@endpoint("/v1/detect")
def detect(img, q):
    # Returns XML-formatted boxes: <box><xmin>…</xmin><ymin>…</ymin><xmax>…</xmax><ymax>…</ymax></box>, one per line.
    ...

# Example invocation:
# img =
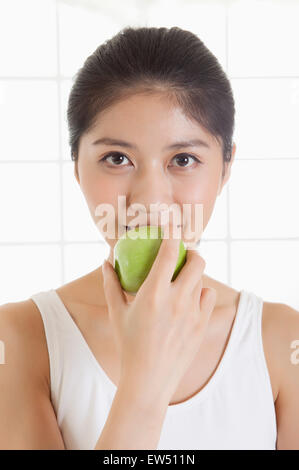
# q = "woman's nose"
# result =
<box><xmin>126</xmin><ymin>166</ymin><xmax>173</xmax><ymax>212</ymax></box>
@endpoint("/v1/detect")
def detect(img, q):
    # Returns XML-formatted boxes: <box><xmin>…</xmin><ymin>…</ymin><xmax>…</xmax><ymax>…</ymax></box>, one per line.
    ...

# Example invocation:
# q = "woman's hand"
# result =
<box><xmin>102</xmin><ymin>222</ymin><xmax>217</xmax><ymax>406</ymax></box>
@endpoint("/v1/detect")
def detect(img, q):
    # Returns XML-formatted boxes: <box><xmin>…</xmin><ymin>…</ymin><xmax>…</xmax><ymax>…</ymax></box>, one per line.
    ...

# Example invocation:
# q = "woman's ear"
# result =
<box><xmin>74</xmin><ymin>161</ymin><xmax>80</xmax><ymax>185</ymax></box>
<box><xmin>217</xmin><ymin>142</ymin><xmax>236</xmax><ymax>196</ymax></box>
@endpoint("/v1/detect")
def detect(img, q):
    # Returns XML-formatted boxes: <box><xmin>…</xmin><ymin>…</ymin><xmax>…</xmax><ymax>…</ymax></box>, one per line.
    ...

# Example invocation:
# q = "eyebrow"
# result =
<box><xmin>91</xmin><ymin>137</ymin><xmax>210</xmax><ymax>150</ymax></box>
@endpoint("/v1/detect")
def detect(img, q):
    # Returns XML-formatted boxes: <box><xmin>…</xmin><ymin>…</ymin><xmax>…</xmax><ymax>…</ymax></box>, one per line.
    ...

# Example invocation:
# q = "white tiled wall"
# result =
<box><xmin>0</xmin><ymin>81</ymin><xmax>60</xmax><ymax>161</ymax></box>
<box><xmin>0</xmin><ymin>0</ymin><xmax>298</xmax><ymax>309</ymax></box>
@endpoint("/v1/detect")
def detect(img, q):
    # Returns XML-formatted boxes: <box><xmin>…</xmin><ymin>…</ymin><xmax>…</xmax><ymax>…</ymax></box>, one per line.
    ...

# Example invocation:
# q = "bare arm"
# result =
<box><xmin>274</xmin><ymin>304</ymin><xmax>299</xmax><ymax>449</ymax></box>
<box><xmin>0</xmin><ymin>302</ymin><xmax>65</xmax><ymax>450</ymax></box>
<box><xmin>94</xmin><ymin>378</ymin><xmax>169</xmax><ymax>450</ymax></box>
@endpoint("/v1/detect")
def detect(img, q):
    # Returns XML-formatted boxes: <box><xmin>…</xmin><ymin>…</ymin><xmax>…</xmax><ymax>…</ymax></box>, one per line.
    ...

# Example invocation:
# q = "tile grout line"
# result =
<box><xmin>226</xmin><ymin>0</ymin><xmax>232</xmax><ymax>287</ymax></box>
<box><xmin>55</xmin><ymin>0</ymin><xmax>65</xmax><ymax>286</ymax></box>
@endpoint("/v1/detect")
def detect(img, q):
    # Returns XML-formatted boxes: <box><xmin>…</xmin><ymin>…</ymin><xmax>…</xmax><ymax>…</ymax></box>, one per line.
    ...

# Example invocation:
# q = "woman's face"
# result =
<box><xmin>76</xmin><ymin>93</ymin><xmax>236</xmax><ymax>263</ymax></box>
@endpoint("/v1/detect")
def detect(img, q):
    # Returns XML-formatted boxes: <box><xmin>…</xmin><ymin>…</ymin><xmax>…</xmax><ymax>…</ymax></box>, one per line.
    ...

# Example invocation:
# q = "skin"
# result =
<box><xmin>75</xmin><ymin>92</ymin><xmax>236</xmax><ymax>305</ymax></box>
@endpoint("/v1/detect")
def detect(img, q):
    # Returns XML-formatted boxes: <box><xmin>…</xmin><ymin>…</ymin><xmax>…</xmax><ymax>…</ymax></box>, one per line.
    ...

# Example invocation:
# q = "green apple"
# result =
<box><xmin>114</xmin><ymin>225</ymin><xmax>187</xmax><ymax>294</ymax></box>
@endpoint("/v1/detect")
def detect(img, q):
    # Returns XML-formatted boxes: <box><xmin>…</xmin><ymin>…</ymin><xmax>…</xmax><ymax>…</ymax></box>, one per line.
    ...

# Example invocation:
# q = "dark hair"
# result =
<box><xmin>67</xmin><ymin>26</ymin><xmax>235</xmax><ymax>177</ymax></box>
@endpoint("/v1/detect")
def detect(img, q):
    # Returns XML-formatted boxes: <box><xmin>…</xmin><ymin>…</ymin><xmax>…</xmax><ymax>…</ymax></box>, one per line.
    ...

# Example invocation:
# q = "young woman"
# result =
<box><xmin>0</xmin><ymin>26</ymin><xmax>298</xmax><ymax>451</ymax></box>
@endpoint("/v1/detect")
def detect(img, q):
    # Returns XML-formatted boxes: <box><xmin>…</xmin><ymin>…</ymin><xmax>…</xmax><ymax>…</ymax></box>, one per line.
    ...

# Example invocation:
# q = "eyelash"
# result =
<box><xmin>99</xmin><ymin>151</ymin><xmax>202</xmax><ymax>168</ymax></box>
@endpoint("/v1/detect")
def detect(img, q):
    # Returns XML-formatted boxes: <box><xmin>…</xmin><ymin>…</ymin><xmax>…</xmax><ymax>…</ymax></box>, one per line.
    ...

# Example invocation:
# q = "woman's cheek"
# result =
<box><xmin>78</xmin><ymin>171</ymin><xmax>115</xmax><ymax>226</ymax></box>
<box><xmin>180</xmin><ymin>174</ymin><xmax>220</xmax><ymax>246</ymax></box>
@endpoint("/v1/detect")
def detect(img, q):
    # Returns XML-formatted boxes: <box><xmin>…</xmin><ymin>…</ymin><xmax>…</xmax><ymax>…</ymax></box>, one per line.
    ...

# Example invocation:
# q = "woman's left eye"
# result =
<box><xmin>171</xmin><ymin>153</ymin><xmax>202</xmax><ymax>168</ymax></box>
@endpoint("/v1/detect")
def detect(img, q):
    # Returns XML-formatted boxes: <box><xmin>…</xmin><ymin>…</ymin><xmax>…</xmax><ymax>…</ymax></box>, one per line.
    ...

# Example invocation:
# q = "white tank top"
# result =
<box><xmin>30</xmin><ymin>288</ymin><xmax>277</xmax><ymax>450</ymax></box>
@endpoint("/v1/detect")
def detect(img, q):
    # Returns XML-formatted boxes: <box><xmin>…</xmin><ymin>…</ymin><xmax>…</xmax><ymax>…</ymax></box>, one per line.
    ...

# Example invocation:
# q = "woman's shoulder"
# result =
<box><xmin>262</xmin><ymin>299</ymin><xmax>299</xmax><ymax>367</ymax></box>
<box><xmin>260</xmin><ymin>300</ymin><xmax>299</xmax><ymax>447</ymax></box>
<box><xmin>0</xmin><ymin>298</ymin><xmax>51</xmax><ymax>394</ymax></box>
<box><xmin>261</xmin><ymin>298</ymin><xmax>299</xmax><ymax>402</ymax></box>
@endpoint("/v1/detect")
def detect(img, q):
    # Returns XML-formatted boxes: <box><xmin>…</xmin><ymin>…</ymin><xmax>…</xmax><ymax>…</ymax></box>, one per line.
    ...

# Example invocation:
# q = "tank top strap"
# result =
<box><xmin>228</xmin><ymin>289</ymin><xmax>275</xmax><ymax>401</ymax></box>
<box><xmin>249</xmin><ymin>289</ymin><xmax>275</xmax><ymax>400</ymax></box>
<box><xmin>30</xmin><ymin>289</ymin><xmax>62</xmax><ymax>410</ymax></box>
<box><xmin>228</xmin><ymin>289</ymin><xmax>263</xmax><ymax>350</ymax></box>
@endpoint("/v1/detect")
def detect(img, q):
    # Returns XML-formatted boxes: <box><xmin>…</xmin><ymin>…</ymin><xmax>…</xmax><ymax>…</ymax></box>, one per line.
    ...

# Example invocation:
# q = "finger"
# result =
<box><xmin>102</xmin><ymin>260</ymin><xmax>128</xmax><ymax>358</ymax></box>
<box><xmin>172</xmin><ymin>249</ymin><xmax>206</xmax><ymax>292</ymax></box>
<box><xmin>140</xmin><ymin>220</ymin><xmax>182</xmax><ymax>293</ymax></box>
<box><xmin>102</xmin><ymin>259</ymin><xmax>127</xmax><ymax>314</ymax></box>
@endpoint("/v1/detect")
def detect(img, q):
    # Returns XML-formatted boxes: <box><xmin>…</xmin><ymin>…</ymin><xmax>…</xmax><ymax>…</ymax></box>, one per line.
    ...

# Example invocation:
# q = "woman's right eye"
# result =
<box><xmin>100</xmin><ymin>151</ymin><xmax>131</xmax><ymax>167</ymax></box>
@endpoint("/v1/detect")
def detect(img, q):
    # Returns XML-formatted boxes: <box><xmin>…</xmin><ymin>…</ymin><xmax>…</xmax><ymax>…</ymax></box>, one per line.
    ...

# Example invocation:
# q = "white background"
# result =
<box><xmin>0</xmin><ymin>0</ymin><xmax>298</xmax><ymax>309</ymax></box>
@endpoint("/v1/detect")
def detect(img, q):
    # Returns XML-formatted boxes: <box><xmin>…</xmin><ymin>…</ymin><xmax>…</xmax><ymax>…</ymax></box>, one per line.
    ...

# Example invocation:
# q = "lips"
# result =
<box><xmin>125</xmin><ymin>224</ymin><xmax>148</xmax><ymax>232</ymax></box>
<box><xmin>124</xmin><ymin>224</ymin><xmax>182</xmax><ymax>232</ymax></box>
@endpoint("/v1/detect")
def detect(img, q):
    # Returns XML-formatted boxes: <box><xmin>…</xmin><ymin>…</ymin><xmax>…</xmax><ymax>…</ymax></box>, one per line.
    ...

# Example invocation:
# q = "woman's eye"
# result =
<box><xmin>100</xmin><ymin>152</ymin><xmax>130</xmax><ymax>166</ymax></box>
<box><xmin>171</xmin><ymin>153</ymin><xmax>202</xmax><ymax>168</ymax></box>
